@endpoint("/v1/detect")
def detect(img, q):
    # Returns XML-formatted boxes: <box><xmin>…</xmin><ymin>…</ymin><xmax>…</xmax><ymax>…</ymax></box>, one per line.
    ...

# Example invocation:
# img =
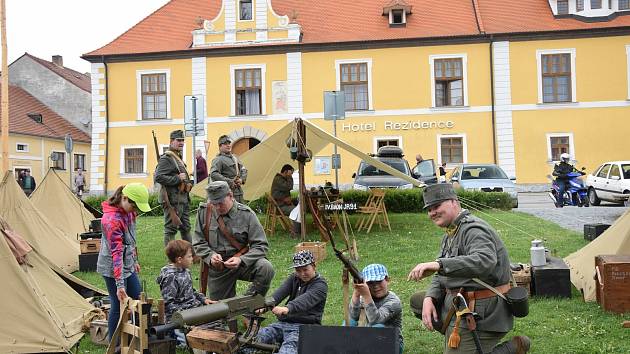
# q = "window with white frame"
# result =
<box><xmin>591</xmin><ymin>0</ymin><xmax>602</xmax><ymax>9</ymax></box>
<box><xmin>51</xmin><ymin>151</ymin><xmax>66</xmax><ymax>170</ymax></box>
<box><xmin>430</xmin><ymin>54</ymin><xmax>468</xmax><ymax>108</ymax></box>
<box><xmin>16</xmin><ymin>143</ymin><xmax>28</xmax><ymax>152</ymax></box>
<box><xmin>235</xmin><ymin>68</ymin><xmax>262</xmax><ymax>115</ymax></box>
<box><xmin>374</xmin><ymin>136</ymin><xmax>402</xmax><ymax>154</ymax></box>
<box><xmin>537</xmin><ymin>49</ymin><xmax>576</xmax><ymax>104</ymax></box>
<box><xmin>137</xmin><ymin>69</ymin><xmax>170</xmax><ymax>120</ymax></box>
<box><xmin>438</xmin><ymin>135</ymin><xmax>466</xmax><ymax>164</ymax></box>
<box><xmin>336</xmin><ymin>59</ymin><xmax>373</xmax><ymax>111</ymax></box>
<box><xmin>239</xmin><ymin>0</ymin><xmax>253</xmax><ymax>21</ymax></box>
<box><xmin>74</xmin><ymin>154</ymin><xmax>86</xmax><ymax>171</ymax></box>
<box><xmin>558</xmin><ymin>0</ymin><xmax>569</xmax><ymax>14</ymax></box>
<box><xmin>546</xmin><ymin>133</ymin><xmax>574</xmax><ymax>162</ymax></box>
<box><xmin>577</xmin><ymin>0</ymin><xmax>584</xmax><ymax>11</ymax></box>
<box><xmin>621</xmin><ymin>0</ymin><xmax>630</xmax><ymax>10</ymax></box>
<box><xmin>121</xmin><ymin>146</ymin><xmax>147</xmax><ymax>175</ymax></box>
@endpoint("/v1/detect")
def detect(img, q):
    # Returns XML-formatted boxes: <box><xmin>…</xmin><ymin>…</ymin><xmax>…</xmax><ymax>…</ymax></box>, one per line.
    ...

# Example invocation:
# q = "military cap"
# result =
<box><xmin>206</xmin><ymin>181</ymin><xmax>230</xmax><ymax>204</ymax></box>
<box><xmin>423</xmin><ymin>183</ymin><xmax>458</xmax><ymax>209</ymax></box>
<box><xmin>218</xmin><ymin>135</ymin><xmax>232</xmax><ymax>146</ymax></box>
<box><xmin>170</xmin><ymin>130</ymin><xmax>185</xmax><ymax>140</ymax></box>
<box><xmin>291</xmin><ymin>250</ymin><xmax>315</xmax><ymax>268</ymax></box>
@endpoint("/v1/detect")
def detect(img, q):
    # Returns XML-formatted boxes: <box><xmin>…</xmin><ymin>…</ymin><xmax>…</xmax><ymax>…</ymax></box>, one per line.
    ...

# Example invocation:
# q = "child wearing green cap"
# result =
<box><xmin>96</xmin><ymin>183</ymin><xmax>151</xmax><ymax>343</ymax></box>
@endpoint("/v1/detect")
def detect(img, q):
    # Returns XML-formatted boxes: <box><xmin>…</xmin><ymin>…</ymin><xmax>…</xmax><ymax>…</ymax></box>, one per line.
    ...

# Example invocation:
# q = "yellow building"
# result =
<box><xmin>83</xmin><ymin>0</ymin><xmax>630</xmax><ymax>193</ymax></box>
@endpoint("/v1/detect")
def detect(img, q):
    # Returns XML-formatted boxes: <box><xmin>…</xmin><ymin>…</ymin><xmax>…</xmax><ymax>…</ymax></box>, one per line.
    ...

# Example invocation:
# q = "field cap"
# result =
<box><xmin>362</xmin><ymin>264</ymin><xmax>389</xmax><ymax>282</ymax></box>
<box><xmin>170</xmin><ymin>130</ymin><xmax>185</xmax><ymax>140</ymax></box>
<box><xmin>218</xmin><ymin>135</ymin><xmax>232</xmax><ymax>145</ymax></box>
<box><xmin>423</xmin><ymin>183</ymin><xmax>458</xmax><ymax>210</ymax></box>
<box><xmin>291</xmin><ymin>250</ymin><xmax>315</xmax><ymax>268</ymax></box>
<box><xmin>122</xmin><ymin>183</ymin><xmax>151</xmax><ymax>212</ymax></box>
<box><xmin>206</xmin><ymin>181</ymin><xmax>230</xmax><ymax>204</ymax></box>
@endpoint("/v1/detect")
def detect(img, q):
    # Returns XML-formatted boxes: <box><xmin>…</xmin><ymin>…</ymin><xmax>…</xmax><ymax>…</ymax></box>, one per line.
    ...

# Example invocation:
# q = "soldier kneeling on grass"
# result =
<box><xmin>408</xmin><ymin>183</ymin><xmax>531</xmax><ymax>354</ymax></box>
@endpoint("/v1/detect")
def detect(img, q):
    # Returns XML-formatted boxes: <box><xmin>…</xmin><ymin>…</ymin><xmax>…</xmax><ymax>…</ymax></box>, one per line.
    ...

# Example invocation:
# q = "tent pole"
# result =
<box><xmin>297</xmin><ymin>118</ymin><xmax>306</xmax><ymax>241</ymax></box>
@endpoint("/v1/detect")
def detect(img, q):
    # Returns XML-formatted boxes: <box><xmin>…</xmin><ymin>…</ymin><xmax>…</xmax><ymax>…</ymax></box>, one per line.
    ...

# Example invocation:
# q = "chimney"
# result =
<box><xmin>52</xmin><ymin>55</ymin><xmax>63</xmax><ymax>67</ymax></box>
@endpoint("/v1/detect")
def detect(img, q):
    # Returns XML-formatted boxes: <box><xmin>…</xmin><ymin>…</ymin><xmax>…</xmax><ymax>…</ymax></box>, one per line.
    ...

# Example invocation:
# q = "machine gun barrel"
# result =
<box><xmin>150</xmin><ymin>322</ymin><xmax>180</xmax><ymax>336</ymax></box>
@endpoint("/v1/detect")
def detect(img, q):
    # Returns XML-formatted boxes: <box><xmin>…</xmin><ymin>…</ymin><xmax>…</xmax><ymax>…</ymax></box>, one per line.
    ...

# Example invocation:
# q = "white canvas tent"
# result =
<box><xmin>0</xmin><ymin>216</ymin><xmax>104</xmax><ymax>353</ymax></box>
<box><xmin>0</xmin><ymin>171</ymin><xmax>79</xmax><ymax>272</ymax></box>
<box><xmin>192</xmin><ymin>119</ymin><xmax>423</xmax><ymax>200</ymax></box>
<box><xmin>30</xmin><ymin>168</ymin><xmax>93</xmax><ymax>238</ymax></box>
<box><xmin>564</xmin><ymin>209</ymin><xmax>630</xmax><ymax>301</ymax></box>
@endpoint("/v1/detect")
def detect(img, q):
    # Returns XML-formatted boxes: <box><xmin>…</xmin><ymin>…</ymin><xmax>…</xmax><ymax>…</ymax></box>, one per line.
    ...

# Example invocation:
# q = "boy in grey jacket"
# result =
<box><xmin>247</xmin><ymin>250</ymin><xmax>328</xmax><ymax>354</ymax></box>
<box><xmin>349</xmin><ymin>263</ymin><xmax>403</xmax><ymax>353</ymax></box>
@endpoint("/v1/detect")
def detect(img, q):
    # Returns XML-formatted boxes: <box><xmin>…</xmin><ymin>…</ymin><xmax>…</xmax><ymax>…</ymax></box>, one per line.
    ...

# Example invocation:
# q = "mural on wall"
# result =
<box><xmin>272</xmin><ymin>81</ymin><xmax>288</xmax><ymax>115</ymax></box>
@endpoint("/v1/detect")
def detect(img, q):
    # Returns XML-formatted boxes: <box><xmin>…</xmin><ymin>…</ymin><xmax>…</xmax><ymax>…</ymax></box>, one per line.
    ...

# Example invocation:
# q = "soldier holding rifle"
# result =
<box><xmin>154</xmin><ymin>130</ymin><xmax>193</xmax><ymax>246</ymax></box>
<box><xmin>408</xmin><ymin>184</ymin><xmax>530</xmax><ymax>354</ymax></box>
<box><xmin>210</xmin><ymin>135</ymin><xmax>247</xmax><ymax>203</ymax></box>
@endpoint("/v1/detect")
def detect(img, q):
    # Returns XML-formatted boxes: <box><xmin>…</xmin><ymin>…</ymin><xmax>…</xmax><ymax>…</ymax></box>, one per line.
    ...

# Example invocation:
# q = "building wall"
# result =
<box><xmin>9</xmin><ymin>56</ymin><xmax>92</xmax><ymax>134</ymax></box>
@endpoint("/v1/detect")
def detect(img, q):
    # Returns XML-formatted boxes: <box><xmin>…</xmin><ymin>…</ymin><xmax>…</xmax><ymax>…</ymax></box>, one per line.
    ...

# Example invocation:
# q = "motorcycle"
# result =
<box><xmin>547</xmin><ymin>170</ymin><xmax>589</xmax><ymax>207</ymax></box>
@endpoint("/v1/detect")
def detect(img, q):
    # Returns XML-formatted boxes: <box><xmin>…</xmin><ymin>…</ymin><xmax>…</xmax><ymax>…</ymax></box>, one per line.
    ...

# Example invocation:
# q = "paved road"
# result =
<box><xmin>516</xmin><ymin>192</ymin><xmax>627</xmax><ymax>232</ymax></box>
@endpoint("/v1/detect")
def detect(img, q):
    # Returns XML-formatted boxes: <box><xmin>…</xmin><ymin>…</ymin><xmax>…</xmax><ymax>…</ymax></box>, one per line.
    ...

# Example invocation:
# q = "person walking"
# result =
<box><xmin>408</xmin><ymin>184</ymin><xmax>530</xmax><ymax>354</ymax></box>
<box><xmin>210</xmin><ymin>135</ymin><xmax>248</xmax><ymax>203</ymax></box>
<box><xmin>21</xmin><ymin>170</ymin><xmax>36</xmax><ymax>196</ymax></box>
<box><xmin>96</xmin><ymin>183</ymin><xmax>151</xmax><ymax>342</ymax></box>
<box><xmin>195</xmin><ymin>149</ymin><xmax>208</xmax><ymax>183</ymax></box>
<box><xmin>74</xmin><ymin>168</ymin><xmax>86</xmax><ymax>197</ymax></box>
<box><xmin>154</xmin><ymin>130</ymin><xmax>193</xmax><ymax>246</ymax></box>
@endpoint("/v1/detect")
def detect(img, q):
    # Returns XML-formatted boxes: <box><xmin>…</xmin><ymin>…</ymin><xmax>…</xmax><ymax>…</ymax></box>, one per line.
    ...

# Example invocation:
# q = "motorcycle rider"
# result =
<box><xmin>552</xmin><ymin>153</ymin><xmax>582</xmax><ymax>207</ymax></box>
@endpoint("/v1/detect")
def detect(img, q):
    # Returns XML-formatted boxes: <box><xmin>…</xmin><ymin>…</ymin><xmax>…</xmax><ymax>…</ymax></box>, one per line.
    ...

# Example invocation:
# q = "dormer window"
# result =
<box><xmin>382</xmin><ymin>0</ymin><xmax>412</xmax><ymax>27</ymax></box>
<box><xmin>577</xmin><ymin>0</ymin><xmax>585</xmax><ymax>11</ymax></box>
<box><xmin>620</xmin><ymin>0</ymin><xmax>630</xmax><ymax>10</ymax></box>
<box><xmin>558</xmin><ymin>0</ymin><xmax>569</xmax><ymax>14</ymax></box>
<box><xmin>239</xmin><ymin>0</ymin><xmax>252</xmax><ymax>21</ymax></box>
<box><xmin>27</xmin><ymin>113</ymin><xmax>42</xmax><ymax>123</ymax></box>
<box><xmin>591</xmin><ymin>0</ymin><xmax>602</xmax><ymax>9</ymax></box>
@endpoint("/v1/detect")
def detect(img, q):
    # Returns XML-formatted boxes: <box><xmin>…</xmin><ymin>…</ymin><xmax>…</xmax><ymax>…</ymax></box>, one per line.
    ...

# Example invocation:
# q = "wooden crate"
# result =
<box><xmin>595</xmin><ymin>255</ymin><xmax>630</xmax><ymax>313</ymax></box>
<box><xmin>186</xmin><ymin>327</ymin><xmax>239</xmax><ymax>353</ymax></box>
<box><xmin>89</xmin><ymin>320</ymin><xmax>108</xmax><ymax>346</ymax></box>
<box><xmin>512</xmin><ymin>264</ymin><xmax>532</xmax><ymax>295</ymax></box>
<box><xmin>295</xmin><ymin>242</ymin><xmax>327</xmax><ymax>263</ymax></box>
<box><xmin>80</xmin><ymin>239</ymin><xmax>101</xmax><ymax>254</ymax></box>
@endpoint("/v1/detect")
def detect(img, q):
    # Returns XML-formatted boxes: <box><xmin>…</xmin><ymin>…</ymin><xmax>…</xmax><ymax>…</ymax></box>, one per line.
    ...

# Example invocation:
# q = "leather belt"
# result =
<box><xmin>448</xmin><ymin>283</ymin><xmax>511</xmax><ymax>302</ymax></box>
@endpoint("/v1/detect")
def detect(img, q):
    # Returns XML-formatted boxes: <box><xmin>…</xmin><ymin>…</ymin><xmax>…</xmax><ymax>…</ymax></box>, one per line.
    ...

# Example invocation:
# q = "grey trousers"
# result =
<box><xmin>443</xmin><ymin>326</ymin><xmax>516</xmax><ymax>354</ymax></box>
<box><xmin>163</xmin><ymin>202</ymin><xmax>191</xmax><ymax>246</ymax></box>
<box><xmin>206</xmin><ymin>258</ymin><xmax>275</xmax><ymax>300</ymax></box>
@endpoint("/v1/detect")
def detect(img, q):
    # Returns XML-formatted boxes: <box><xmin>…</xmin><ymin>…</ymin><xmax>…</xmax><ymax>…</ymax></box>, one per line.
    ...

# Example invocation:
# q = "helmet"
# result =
<box><xmin>560</xmin><ymin>153</ymin><xmax>570</xmax><ymax>162</ymax></box>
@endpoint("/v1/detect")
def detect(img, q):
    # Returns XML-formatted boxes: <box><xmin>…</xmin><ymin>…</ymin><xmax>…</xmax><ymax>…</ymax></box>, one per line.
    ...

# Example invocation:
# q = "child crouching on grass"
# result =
<box><xmin>156</xmin><ymin>240</ymin><xmax>216</xmax><ymax>347</ymax></box>
<box><xmin>349</xmin><ymin>263</ymin><xmax>403</xmax><ymax>354</ymax></box>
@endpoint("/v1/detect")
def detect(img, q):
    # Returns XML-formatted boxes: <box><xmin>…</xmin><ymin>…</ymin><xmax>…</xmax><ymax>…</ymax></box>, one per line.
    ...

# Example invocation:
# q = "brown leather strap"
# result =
<box><xmin>200</xmin><ymin>204</ymin><xmax>214</xmax><ymax>295</ymax></box>
<box><xmin>217</xmin><ymin>216</ymin><xmax>249</xmax><ymax>257</ymax></box>
<box><xmin>447</xmin><ymin>283</ymin><xmax>511</xmax><ymax>301</ymax></box>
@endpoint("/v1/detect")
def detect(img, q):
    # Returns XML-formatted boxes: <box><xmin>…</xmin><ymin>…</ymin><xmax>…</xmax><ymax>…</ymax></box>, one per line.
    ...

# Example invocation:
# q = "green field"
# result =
<box><xmin>74</xmin><ymin>210</ymin><xmax>629</xmax><ymax>354</ymax></box>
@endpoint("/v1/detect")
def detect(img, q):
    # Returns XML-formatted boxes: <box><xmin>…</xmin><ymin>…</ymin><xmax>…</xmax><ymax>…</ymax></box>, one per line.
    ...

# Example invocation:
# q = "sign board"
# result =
<box><xmin>64</xmin><ymin>134</ymin><xmax>73</xmax><ymax>153</ymax></box>
<box><xmin>184</xmin><ymin>95</ymin><xmax>205</xmax><ymax>124</ymax></box>
<box><xmin>185</xmin><ymin>123</ymin><xmax>205</xmax><ymax>137</ymax></box>
<box><xmin>324</xmin><ymin>91</ymin><xmax>346</xmax><ymax>121</ymax></box>
<box><xmin>331</xmin><ymin>153</ymin><xmax>341</xmax><ymax>169</ymax></box>
<box><xmin>324</xmin><ymin>202</ymin><xmax>358</xmax><ymax>211</ymax></box>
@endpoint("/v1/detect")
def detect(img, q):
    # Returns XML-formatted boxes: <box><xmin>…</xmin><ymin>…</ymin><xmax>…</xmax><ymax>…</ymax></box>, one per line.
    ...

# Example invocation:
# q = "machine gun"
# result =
<box><xmin>150</xmin><ymin>294</ymin><xmax>278</xmax><ymax>353</ymax></box>
<box><xmin>152</xmin><ymin>130</ymin><xmax>182</xmax><ymax>226</ymax></box>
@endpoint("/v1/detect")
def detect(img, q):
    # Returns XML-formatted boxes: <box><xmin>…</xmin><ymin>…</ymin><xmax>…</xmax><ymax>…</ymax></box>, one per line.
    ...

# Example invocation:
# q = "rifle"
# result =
<box><xmin>152</xmin><ymin>130</ymin><xmax>182</xmax><ymax>227</ymax></box>
<box><xmin>150</xmin><ymin>294</ymin><xmax>278</xmax><ymax>353</ymax></box>
<box><xmin>321</xmin><ymin>215</ymin><xmax>363</xmax><ymax>284</ymax></box>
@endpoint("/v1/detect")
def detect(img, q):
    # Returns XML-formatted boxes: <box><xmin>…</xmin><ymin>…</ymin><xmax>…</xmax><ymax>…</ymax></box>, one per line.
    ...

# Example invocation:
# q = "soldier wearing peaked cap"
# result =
<box><xmin>154</xmin><ymin>130</ymin><xmax>193</xmax><ymax>246</ymax></box>
<box><xmin>407</xmin><ymin>183</ymin><xmax>530</xmax><ymax>354</ymax></box>
<box><xmin>192</xmin><ymin>181</ymin><xmax>274</xmax><ymax>301</ymax></box>
<box><xmin>209</xmin><ymin>135</ymin><xmax>248</xmax><ymax>203</ymax></box>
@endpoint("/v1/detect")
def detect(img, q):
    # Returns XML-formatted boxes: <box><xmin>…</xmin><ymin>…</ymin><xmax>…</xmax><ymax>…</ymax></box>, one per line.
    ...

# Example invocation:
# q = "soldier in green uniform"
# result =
<box><xmin>210</xmin><ymin>135</ymin><xmax>247</xmax><ymax>203</ymax></box>
<box><xmin>408</xmin><ymin>184</ymin><xmax>530</xmax><ymax>354</ymax></box>
<box><xmin>271</xmin><ymin>164</ymin><xmax>296</xmax><ymax>216</ymax></box>
<box><xmin>154</xmin><ymin>130</ymin><xmax>193</xmax><ymax>246</ymax></box>
<box><xmin>192</xmin><ymin>181</ymin><xmax>275</xmax><ymax>300</ymax></box>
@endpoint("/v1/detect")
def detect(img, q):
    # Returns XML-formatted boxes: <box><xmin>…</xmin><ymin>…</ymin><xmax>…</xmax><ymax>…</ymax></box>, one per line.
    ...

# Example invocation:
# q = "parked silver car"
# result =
<box><xmin>448</xmin><ymin>164</ymin><xmax>518</xmax><ymax>208</ymax></box>
<box><xmin>585</xmin><ymin>161</ymin><xmax>630</xmax><ymax>206</ymax></box>
<box><xmin>352</xmin><ymin>146</ymin><xmax>414</xmax><ymax>190</ymax></box>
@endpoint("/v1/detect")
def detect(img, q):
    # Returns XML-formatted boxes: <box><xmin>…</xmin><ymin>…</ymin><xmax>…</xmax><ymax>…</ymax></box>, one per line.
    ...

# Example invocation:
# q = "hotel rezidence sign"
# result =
<box><xmin>342</xmin><ymin>120</ymin><xmax>455</xmax><ymax>132</ymax></box>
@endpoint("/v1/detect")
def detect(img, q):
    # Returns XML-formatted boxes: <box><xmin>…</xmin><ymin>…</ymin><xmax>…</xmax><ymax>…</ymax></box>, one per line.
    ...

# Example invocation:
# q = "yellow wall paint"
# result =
<box><xmin>107</xmin><ymin>60</ymin><xmax>192</xmax><ymax>122</ymax></box>
<box><xmin>236</xmin><ymin>31</ymin><xmax>257</xmax><ymax>41</ymax></box>
<box><xmin>268</xmin><ymin>29</ymin><xmax>289</xmax><ymax>39</ymax></box>
<box><xmin>510</xmin><ymin>36</ymin><xmax>630</xmax><ymax>104</ymax></box>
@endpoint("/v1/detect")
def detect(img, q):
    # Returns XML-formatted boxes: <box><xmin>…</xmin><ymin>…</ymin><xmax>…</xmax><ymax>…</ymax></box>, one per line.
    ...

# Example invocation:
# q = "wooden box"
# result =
<box><xmin>295</xmin><ymin>242</ymin><xmax>327</xmax><ymax>263</ymax></box>
<box><xmin>511</xmin><ymin>264</ymin><xmax>532</xmax><ymax>295</ymax></box>
<box><xmin>186</xmin><ymin>327</ymin><xmax>238</xmax><ymax>353</ymax></box>
<box><xmin>584</xmin><ymin>223</ymin><xmax>610</xmax><ymax>242</ymax></box>
<box><xmin>79</xmin><ymin>253</ymin><xmax>99</xmax><ymax>272</ymax></box>
<box><xmin>595</xmin><ymin>255</ymin><xmax>630</xmax><ymax>313</ymax></box>
<box><xmin>531</xmin><ymin>256</ymin><xmax>571</xmax><ymax>298</ymax></box>
<box><xmin>89</xmin><ymin>320</ymin><xmax>108</xmax><ymax>346</ymax></box>
<box><xmin>80</xmin><ymin>239</ymin><xmax>101</xmax><ymax>254</ymax></box>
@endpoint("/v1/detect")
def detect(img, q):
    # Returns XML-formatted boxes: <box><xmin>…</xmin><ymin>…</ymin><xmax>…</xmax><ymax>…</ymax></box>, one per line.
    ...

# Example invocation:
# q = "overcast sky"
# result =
<box><xmin>2</xmin><ymin>0</ymin><xmax>171</xmax><ymax>73</ymax></box>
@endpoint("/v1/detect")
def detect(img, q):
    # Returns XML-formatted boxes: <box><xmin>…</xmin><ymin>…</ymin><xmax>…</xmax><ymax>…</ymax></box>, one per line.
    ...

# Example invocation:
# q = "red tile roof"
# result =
<box><xmin>1</xmin><ymin>85</ymin><xmax>91</xmax><ymax>143</ymax></box>
<box><xmin>84</xmin><ymin>0</ymin><xmax>630</xmax><ymax>58</ymax></box>
<box><xmin>23</xmin><ymin>53</ymin><xmax>91</xmax><ymax>93</ymax></box>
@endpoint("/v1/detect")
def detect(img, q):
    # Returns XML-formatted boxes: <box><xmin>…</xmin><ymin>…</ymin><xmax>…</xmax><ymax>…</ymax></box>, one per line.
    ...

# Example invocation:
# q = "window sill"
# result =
<box><xmin>230</xmin><ymin>114</ymin><xmax>268</xmax><ymax>120</ymax></box>
<box><xmin>346</xmin><ymin>110</ymin><xmax>375</xmax><ymax>117</ymax></box>
<box><xmin>430</xmin><ymin>105</ymin><xmax>469</xmax><ymax>112</ymax></box>
<box><xmin>120</xmin><ymin>173</ymin><xmax>148</xmax><ymax>179</ymax></box>
<box><xmin>536</xmin><ymin>101</ymin><xmax>578</xmax><ymax>108</ymax></box>
<box><xmin>138</xmin><ymin>118</ymin><xmax>171</xmax><ymax>122</ymax></box>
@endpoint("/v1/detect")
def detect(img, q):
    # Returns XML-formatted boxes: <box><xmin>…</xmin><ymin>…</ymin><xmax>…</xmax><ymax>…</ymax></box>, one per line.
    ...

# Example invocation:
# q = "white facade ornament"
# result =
<box><xmin>203</xmin><ymin>20</ymin><xmax>214</xmax><ymax>32</ymax></box>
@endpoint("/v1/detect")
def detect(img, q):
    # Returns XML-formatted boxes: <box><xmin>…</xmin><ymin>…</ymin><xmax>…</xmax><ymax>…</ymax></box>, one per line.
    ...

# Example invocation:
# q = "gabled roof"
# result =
<box><xmin>0</xmin><ymin>85</ymin><xmax>90</xmax><ymax>143</ymax></box>
<box><xmin>19</xmin><ymin>53</ymin><xmax>91</xmax><ymax>93</ymax></box>
<box><xmin>84</xmin><ymin>0</ymin><xmax>630</xmax><ymax>59</ymax></box>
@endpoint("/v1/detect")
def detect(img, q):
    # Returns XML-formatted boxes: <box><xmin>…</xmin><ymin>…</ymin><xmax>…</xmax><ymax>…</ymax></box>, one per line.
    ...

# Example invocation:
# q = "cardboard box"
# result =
<box><xmin>295</xmin><ymin>242</ymin><xmax>327</xmax><ymax>263</ymax></box>
<box><xmin>80</xmin><ymin>239</ymin><xmax>101</xmax><ymax>254</ymax></box>
<box><xmin>595</xmin><ymin>255</ymin><xmax>630</xmax><ymax>313</ymax></box>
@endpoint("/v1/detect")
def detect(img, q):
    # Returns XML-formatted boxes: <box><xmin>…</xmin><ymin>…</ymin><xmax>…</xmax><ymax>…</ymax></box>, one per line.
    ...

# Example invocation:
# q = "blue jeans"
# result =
<box><xmin>346</xmin><ymin>319</ymin><xmax>404</xmax><ymax>354</ymax></box>
<box><xmin>103</xmin><ymin>273</ymin><xmax>142</xmax><ymax>342</ymax></box>
<box><xmin>556</xmin><ymin>180</ymin><xmax>568</xmax><ymax>206</ymax></box>
<box><xmin>242</xmin><ymin>322</ymin><xmax>300</xmax><ymax>354</ymax></box>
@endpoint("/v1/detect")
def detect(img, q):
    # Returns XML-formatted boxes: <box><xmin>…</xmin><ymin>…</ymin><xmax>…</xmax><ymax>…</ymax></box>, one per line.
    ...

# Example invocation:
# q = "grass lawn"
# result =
<box><xmin>74</xmin><ymin>210</ymin><xmax>629</xmax><ymax>354</ymax></box>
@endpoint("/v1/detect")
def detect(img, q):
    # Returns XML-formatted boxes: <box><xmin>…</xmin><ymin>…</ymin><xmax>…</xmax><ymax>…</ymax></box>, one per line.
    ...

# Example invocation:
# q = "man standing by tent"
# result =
<box><xmin>74</xmin><ymin>168</ymin><xmax>86</xmax><ymax>197</ymax></box>
<box><xmin>155</xmin><ymin>130</ymin><xmax>193</xmax><ymax>246</ymax></box>
<box><xmin>21</xmin><ymin>170</ymin><xmax>36</xmax><ymax>196</ymax></box>
<box><xmin>210</xmin><ymin>135</ymin><xmax>247</xmax><ymax>203</ymax></box>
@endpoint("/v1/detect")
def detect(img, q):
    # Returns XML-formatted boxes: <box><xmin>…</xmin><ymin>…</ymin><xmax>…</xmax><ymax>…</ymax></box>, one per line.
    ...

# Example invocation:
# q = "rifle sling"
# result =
<box><xmin>204</xmin><ymin>204</ymin><xmax>249</xmax><ymax>257</ymax></box>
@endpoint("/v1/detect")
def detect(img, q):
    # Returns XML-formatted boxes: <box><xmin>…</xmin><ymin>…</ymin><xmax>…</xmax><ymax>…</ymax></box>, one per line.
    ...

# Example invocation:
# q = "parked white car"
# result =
<box><xmin>448</xmin><ymin>164</ymin><xmax>518</xmax><ymax>208</ymax></box>
<box><xmin>585</xmin><ymin>161</ymin><xmax>630</xmax><ymax>206</ymax></box>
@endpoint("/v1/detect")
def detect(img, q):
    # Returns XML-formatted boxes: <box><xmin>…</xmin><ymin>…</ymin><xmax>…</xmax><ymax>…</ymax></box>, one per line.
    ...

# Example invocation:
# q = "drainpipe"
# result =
<box><xmin>102</xmin><ymin>56</ymin><xmax>109</xmax><ymax>195</ymax></box>
<box><xmin>489</xmin><ymin>36</ymin><xmax>498</xmax><ymax>165</ymax></box>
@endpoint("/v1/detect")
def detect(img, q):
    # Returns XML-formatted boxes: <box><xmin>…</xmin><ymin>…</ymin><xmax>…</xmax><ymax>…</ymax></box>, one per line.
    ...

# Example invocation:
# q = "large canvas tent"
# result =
<box><xmin>30</xmin><ymin>168</ymin><xmax>93</xmax><ymax>238</ymax></box>
<box><xmin>192</xmin><ymin>119</ymin><xmax>423</xmax><ymax>200</ymax></box>
<box><xmin>0</xmin><ymin>216</ymin><xmax>104</xmax><ymax>353</ymax></box>
<box><xmin>564</xmin><ymin>209</ymin><xmax>630</xmax><ymax>301</ymax></box>
<box><xmin>0</xmin><ymin>171</ymin><xmax>79</xmax><ymax>272</ymax></box>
